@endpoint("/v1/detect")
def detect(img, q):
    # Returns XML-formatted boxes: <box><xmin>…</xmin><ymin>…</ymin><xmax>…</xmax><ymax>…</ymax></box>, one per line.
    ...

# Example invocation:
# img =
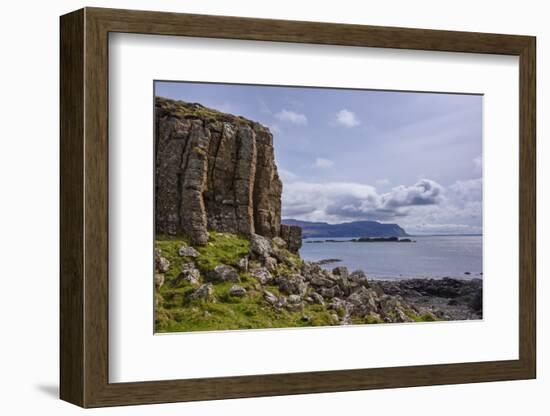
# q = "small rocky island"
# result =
<box><xmin>306</xmin><ymin>236</ymin><xmax>416</xmax><ymax>243</ymax></box>
<box><xmin>154</xmin><ymin>97</ymin><xmax>482</xmax><ymax>333</ymax></box>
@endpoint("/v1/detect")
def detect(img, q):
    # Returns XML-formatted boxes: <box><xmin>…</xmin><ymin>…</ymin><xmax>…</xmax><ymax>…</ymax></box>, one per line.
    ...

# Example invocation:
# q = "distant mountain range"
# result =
<box><xmin>282</xmin><ymin>219</ymin><xmax>409</xmax><ymax>239</ymax></box>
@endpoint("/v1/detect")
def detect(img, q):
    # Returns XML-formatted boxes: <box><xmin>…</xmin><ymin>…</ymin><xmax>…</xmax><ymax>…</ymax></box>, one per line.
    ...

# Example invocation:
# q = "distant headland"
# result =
<box><xmin>282</xmin><ymin>219</ymin><xmax>408</xmax><ymax>239</ymax></box>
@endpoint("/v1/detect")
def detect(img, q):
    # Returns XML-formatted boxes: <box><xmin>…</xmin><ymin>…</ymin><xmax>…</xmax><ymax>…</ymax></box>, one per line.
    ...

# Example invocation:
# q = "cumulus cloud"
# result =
<box><xmin>282</xmin><ymin>179</ymin><xmax>444</xmax><ymax>223</ymax></box>
<box><xmin>281</xmin><ymin>174</ymin><xmax>483</xmax><ymax>234</ymax></box>
<box><xmin>275</xmin><ymin>109</ymin><xmax>308</xmax><ymax>125</ymax></box>
<box><xmin>381</xmin><ymin>179</ymin><xmax>443</xmax><ymax>209</ymax></box>
<box><xmin>312</xmin><ymin>158</ymin><xmax>334</xmax><ymax>169</ymax></box>
<box><xmin>335</xmin><ymin>109</ymin><xmax>361</xmax><ymax>127</ymax></box>
<box><xmin>375</xmin><ymin>178</ymin><xmax>390</xmax><ymax>187</ymax></box>
<box><xmin>282</xmin><ymin>182</ymin><xmax>378</xmax><ymax>222</ymax></box>
<box><xmin>400</xmin><ymin>177</ymin><xmax>483</xmax><ymax>234</ymax></box>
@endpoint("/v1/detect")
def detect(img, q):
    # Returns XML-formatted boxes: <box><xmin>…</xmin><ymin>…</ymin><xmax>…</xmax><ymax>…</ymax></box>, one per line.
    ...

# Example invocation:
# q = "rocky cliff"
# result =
<box><xmin>155</xmin><ymin>97</ymin><xmax>301</xmax><ymax>251</ymax></box>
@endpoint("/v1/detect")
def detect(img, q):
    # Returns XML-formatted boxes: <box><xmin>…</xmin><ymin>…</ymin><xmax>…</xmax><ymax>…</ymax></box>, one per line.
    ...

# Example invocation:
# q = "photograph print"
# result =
<box><xmin>154</xmin><ymin>81</ymin><xmax>483</xmax><ymax>333</ymax></box>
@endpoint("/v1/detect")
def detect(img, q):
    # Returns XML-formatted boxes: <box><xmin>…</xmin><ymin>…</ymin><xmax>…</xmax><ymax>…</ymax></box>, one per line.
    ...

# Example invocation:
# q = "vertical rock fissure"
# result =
<box><xmin>175</xmin><ymin>122</ymin><xmax>191</xmax><ymax>235</ymax></box>
<box><xmin>208</xmin><ymin>126</ymin><xmax>224</xmax><ymax>204</ymax></box>
<box><xmin>231</xmin><ymin>128</ymin><xmax>242</xmax><ymax>234</ymax></box>
<box><xmin>206</xmin><ymin>124</ymin><xmax>225</xmax><ymax>230</ymax></box>
<box><xmin>155</xmin><ymin>97</ymin><xmax>302</xmax><ymax>252</ymax></box>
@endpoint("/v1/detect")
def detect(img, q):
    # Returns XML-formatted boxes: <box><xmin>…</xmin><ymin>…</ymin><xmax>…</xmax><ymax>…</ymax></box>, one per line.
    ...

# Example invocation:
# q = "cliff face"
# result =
<box><xmin>155</xmin><ymin>97</ymin><xmax>300</xmax><ymax>251</ymax></box>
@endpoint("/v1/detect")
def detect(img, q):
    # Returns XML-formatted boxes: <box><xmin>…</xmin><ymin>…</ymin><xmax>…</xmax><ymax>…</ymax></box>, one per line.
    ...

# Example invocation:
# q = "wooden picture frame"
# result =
<box><xmin>60</xmin><ymin>7</ymin><xmax>536</xmax><ymax>408</ymax></box>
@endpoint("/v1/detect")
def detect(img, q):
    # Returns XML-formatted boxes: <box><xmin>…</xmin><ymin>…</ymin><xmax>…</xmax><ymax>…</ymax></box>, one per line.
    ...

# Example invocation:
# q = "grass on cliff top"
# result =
<box><xmin>156</xmin><ymin>96</ymin><xmax>257</xmax><ymax>127</ymax></box>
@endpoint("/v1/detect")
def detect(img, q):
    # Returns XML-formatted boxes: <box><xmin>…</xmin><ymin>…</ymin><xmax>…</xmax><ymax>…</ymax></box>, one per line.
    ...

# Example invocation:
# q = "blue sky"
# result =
<box><xmin>155</xmin><ymin>81</ymin><xmax>483</xmax><ymax>235</ymax></box>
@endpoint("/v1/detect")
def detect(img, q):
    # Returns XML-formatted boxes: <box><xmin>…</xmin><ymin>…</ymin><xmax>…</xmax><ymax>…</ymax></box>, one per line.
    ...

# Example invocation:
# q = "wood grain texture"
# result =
<box><xmin>83</xmin><ymin>10</ymin><xmax>110</xmax><ymax>406</ymax></box>
<box><xmin>59</xmin><ymin>7</ymin><xmax>537</xmax><ymax>408</ymax></box>
<box><xmin>88</xmin><ymin>7</ymin><xmax>532</xmax><ymax>54</ymax></box>
<box><xmin>518</xmin><ymin>38</ymin><xmax>537</xmax><ymax>376</ymax></box>
<box><xmin>59</xmin><ymin>8</ymin><xmax>85</xmax><ymax>407</ymax></box>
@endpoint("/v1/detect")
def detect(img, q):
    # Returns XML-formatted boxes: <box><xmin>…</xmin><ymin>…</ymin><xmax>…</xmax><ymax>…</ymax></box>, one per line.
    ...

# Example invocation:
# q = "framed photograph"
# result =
<box><xmin>60</xmin><ymin>7</ymin><xmax>536</xmax><ymax>408</ymax></box>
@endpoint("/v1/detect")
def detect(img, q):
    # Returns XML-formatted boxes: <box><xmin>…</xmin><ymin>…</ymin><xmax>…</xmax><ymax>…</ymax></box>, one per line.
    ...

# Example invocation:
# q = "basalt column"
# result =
<box><xmin>155</xmin><ymin>97</ymin><xmax>288</xmax><ymax>247</ymax></box>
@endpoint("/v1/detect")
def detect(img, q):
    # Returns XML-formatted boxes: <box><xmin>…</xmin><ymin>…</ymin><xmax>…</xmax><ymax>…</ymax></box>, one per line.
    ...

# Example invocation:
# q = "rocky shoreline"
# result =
<box><xmin>155</xmin><ymin>232</ymin><xmax>483</xmax><ymax>332</ymax></box>
<box><xmin>374</xmin><ymin>278</ymin><xmax>482</xmax><ymax>321</ymax></box>
<box><xmin>309</xmin><ymin>257</ymin><xmax>483</xmax><ymax>321</ymax></box>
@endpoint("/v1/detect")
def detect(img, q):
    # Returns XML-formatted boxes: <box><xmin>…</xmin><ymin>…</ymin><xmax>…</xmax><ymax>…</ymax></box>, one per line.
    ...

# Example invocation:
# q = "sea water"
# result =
<box><xmin>299</xmin><ymin>235</ymin><xmax>482</xmax><ymax>280</ymax></box>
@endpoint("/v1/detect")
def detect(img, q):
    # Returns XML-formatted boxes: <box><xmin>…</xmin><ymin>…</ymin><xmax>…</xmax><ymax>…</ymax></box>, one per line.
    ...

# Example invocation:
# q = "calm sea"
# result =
<box><xmin>299</xmin><ymin>235</ymin><xmax>483</xmax><ymax>280</ymax></box>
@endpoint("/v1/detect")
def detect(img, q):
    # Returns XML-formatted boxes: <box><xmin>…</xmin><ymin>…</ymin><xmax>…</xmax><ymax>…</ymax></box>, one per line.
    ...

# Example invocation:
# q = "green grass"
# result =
<box><xmin>194</xmin><ymin>231</ymin><xmax>250</xmax><ymax>272</ymax></box>
<box><xmin>154</xmin><ymin>231</ymin><xmax>414</xmax><ymax>333</ymax></box>
<box><xmin>157</xmin><ymin>96</ymin><xmax>256</xmax><ymax>127</ymax></box>
<box><xmin>155</xmin><ymin>234</ymin><xmax>191</xmax><ymax>283</ymax></box>
<box><xmin>154</xmin><ymin>232</ymin><xmax>337</xmax><ymax>333</ymax></box>
<box><xmin>156</xmin><ymin>301</ymin><xmax>338</xmax><ymax>333</ymax></box>
<box><xmin>155</xmin><ymin>279</ymin><xmax>336</xmax><ymax>333</ymax></box>
<box><xmin>155</xmin><ymin>231</ymin><xmax>249</xmax><ymax>277</ymax></box>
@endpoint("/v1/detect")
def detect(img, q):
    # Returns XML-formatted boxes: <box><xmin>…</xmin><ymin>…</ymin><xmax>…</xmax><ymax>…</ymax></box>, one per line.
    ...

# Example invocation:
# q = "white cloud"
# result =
<box><xmin>275</xmin><ymin>109</ymin><xmax>308</xmax><ymax>125</ymax></box>
<box><xmin>312</xmin><ymin>158</ymin><xmax>334</xmax><ymax>169</ymax></box>
<box><xmin>282</xmin><ymin>182</ymin><xmax>378</xmax><ymax>223</ymax></box>
<box><xmin>381</xmin><ymin>179</ymin><xmax>443</xmax><ymax>209</ymax></box>
<box><xmin>375</xmin><ymin>178</ymin><xmax>390</xmax><ymax>187</ymax></box>
<box><xmin>282</xmin><ymin>176</ymin><xmax>483</xmax><ymax>234</ymax></box>
<box><xmin>399</xmin><ymin>177</ymin><xmax>483</xmax><ymax>234</ymax></box>
<box><xmin>335</xmin><ymin>109</ymin><xmax>361</xmax><ymax>128</ymax></box>
<box><xmin>282</xmin><ymin>179</ymin><xmax>444</xmax><ymax>223</ymax></box>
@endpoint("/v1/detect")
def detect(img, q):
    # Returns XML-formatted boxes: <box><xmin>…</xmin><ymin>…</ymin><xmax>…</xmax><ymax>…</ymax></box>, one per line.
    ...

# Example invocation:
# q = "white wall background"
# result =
<box><xmin>0</xmin><ymin>0</ymin><xmax>545</xmax><ymax>414</ymax></box>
